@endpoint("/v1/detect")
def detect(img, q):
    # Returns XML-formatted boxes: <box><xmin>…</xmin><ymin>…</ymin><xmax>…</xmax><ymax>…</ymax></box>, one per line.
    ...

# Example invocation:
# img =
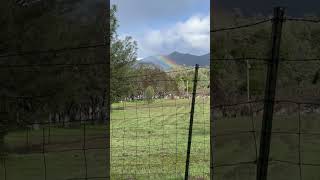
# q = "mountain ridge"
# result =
<box><xmin>138</xmin><ymin>51</ymin><xmax>209</xmax><ymax>69</ymax></box>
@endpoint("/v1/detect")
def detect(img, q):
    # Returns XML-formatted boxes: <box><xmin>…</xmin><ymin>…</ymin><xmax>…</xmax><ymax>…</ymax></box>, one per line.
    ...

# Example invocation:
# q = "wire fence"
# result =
<box><xmin>2</xmin><ymin>1</ymin><xmax>207</xmax><ymax>180</ymax></box>
<box><xmin>110</xmin><ymin>66</ymin><xmax>210</xmax><ymax>179</ymax></box>
<box><xmin>3</xmin><ymin>4</ymin><xmax>320</xmax><ymax>180</ymax></box>
<box><xmin>212</xmin><ymin>100</ymin><xmax>320</xmax><ymax>179</ymax></box>
<box><xmin>0</xmin><ymin>101</ymin><xmax>110</xmax><ymax>180</ymax></box>
<box><xmin>0</xmin><ymin>61</ymin><xmax>210</xmax><ymax>180</ymax></box>
<box><xmin>211</xmin><ymin>7</ymin><xmax>320</xmax><ymax>180</ymax></box>
<box><xmin>0</xmin><ymin>38</ymin><xmax>110</xmax><ymax>180</ymax></box>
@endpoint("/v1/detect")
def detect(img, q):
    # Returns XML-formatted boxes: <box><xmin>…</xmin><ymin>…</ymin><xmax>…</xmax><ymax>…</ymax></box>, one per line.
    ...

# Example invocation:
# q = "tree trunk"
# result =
<box><xmin>0</xmin><ymin>131</ymin><xmax>6</xmax><ymax>154</ymax></box>
<box><xmin>64</xmin><ymin>115</ymin><xmax>69</xmax><ymax>128</ymax></box>
<box><xmin>0</xmin><ymin>116</ymin><xmax>8</xmax><ymax>154</ymax></box>
<box><xmin>0</xmin><ymin>136</ymin><xmax>3</xmax><ymax>152</ymax></box>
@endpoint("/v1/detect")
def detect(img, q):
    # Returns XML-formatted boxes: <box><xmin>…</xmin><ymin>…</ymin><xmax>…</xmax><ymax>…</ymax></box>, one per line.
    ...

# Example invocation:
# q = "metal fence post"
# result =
<box><xmin>106</xmin><ymin>1</ymin><xmax>111</xmax><ymax>179</ymax></box>
<box><xmin>256</xmin><ymin>7</ymin><xmax>285</xmax><ymax>180</ymax></box>
<box><xmin>184</xmin><ymin>64</ymin><xmax>199</xmax><ymax>180</ymax></box>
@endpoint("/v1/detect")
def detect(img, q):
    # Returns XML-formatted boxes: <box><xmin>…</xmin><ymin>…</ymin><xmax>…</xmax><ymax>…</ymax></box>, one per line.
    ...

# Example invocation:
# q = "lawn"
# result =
<box><xmin>213</xmin><ymin>101</ymin><xmax>320</xmax><ymax>180</ymax></box>
<box><xmin>0</xmin><ymin>125</ymin><xmax>109</xmax><ymax>180</ymax></box>
<box><xmin>2</xmin><ymin>99</ymin><xmax>318</xmax><ymax>180</ymax></box>
<box><xmin>110</xmin><ymin>98</ymin><xmax>210</xmax><ymax>179</ymax></box>
<box><xmin>0</xmin><ymin>98</ymin><xmax>210</xmax><ymax>180</ymax></box>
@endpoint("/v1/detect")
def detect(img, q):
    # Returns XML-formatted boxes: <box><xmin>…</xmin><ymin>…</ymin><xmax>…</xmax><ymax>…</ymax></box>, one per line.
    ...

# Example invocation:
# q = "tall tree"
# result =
<box><xmin>110</xmin><ymin>5</ymin><xmax>138</xmax><ymax>102</ymax></box>
<box><xmin>0</xmin><ymin>0</ymin><xmax>107</xmax><ymax>152</ymax></box>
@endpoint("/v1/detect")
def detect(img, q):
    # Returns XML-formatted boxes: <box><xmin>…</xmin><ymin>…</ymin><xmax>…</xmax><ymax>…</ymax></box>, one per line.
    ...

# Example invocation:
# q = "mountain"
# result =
<box><xmin>138</xmin><ymin>52</ymin><xmax>209</xmax><ymax>70</ymax></box>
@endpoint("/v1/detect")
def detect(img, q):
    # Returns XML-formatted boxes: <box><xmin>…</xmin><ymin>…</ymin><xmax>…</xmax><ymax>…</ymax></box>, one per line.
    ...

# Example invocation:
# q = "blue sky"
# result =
<box><xmin>110</xmin><ymin>0</ymin><xmax>210</xmax><ymax>59</ymax></box>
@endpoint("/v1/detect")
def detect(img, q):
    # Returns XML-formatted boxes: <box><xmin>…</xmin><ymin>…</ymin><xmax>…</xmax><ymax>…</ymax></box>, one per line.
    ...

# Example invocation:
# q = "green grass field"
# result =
<box><xmin>0</xmin><ymin>98</ymin><xmax>210</xmax><ymax>180</ymax></box>
<box><xmin>1</xmin><ymin>99</ymin><xmax>320</xmax><ymax>180</ymax></box>
<box><xmin>213</xmin><ymin>102</ymin><xmax>320</xmax><ymax>180</ymax></box>
<box><xmin>0</xmin><ymin>125</ymin><xmax>109</xmax><ymax>180</ymax></box>
<box><xmin>111</xmin><ymin>98</ymin><xmax>210</xmax><ymax>179</ymax></box>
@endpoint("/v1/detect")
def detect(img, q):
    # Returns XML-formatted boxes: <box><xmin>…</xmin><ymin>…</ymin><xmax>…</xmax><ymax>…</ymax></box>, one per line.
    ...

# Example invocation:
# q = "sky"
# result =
<box><xmin>110</xmin><ymin>0</ymin><xmax>210</xmax><ymax>59</ymax></box>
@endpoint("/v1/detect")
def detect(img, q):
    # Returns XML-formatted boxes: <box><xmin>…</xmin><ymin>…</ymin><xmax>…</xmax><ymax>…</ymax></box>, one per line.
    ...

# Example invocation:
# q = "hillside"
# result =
<box><xmin>138</xmin><ymin>51</ymin><xmax>209</xmax><ymax>69</ymax></box>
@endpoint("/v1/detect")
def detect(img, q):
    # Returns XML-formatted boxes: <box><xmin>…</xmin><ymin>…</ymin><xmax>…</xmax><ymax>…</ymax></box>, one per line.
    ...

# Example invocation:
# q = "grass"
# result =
<box><xmin>1</xmin><ymin>125</ymin><xmax>109</xmax><ymax>180</ymax></box>
<box><xmin>2</xmin><ymin>98</ymin><xmax>319</xmax><ymax>180</ymax></box>
<box><xmin>0</xmin><ymin>98</ymin><xmax>210</xmax><ymax>180</ymax></box>
<box><xmin>213</xmin><ymin>106</ymin><xmax>320</xmax><ymax>180</ymax></box>
<box><xmin>110</xmin><ymin>98</ymin><xmax>210</xmax><ymax>179</ymax></box>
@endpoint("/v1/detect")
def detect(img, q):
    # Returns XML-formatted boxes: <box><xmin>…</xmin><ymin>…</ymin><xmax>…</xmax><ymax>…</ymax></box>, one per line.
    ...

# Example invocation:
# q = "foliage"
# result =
<box><xmin>212</xmin><ymin>12</ymin><xmax>320</xmax><ymax>103</ymax></box>
<box><xmin>0</xmin><ymin>0</ymin><xmax>108</xmax><ymax>149</ymax></box>
<box><xmin>130</xmin><ymin>64</ymin><xmax>179</xmax><ymax>98</ymax></box>
<box><xmin>144</xmin><ymin>86</ymin><xmax>155</xmax><ymax>104</ymax></box>
<box><xmin>110</xmin><ymin>5</ymin><xmax>138</xmax><ymax>102</ymax></box>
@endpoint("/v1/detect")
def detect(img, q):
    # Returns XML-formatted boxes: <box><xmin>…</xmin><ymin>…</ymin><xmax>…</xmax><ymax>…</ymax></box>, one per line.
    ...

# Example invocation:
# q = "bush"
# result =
<box><xmin>145</xmin><ymin>86</ymin><xmax>155</xmax><ymax>104</ymax></box>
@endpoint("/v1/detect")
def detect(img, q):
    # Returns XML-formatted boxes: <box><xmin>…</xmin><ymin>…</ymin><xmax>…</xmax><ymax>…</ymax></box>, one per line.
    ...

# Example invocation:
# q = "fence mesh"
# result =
<box><xmin>3</xmin><ymin>4</ymin><xmax>320</xmax><ymax>180</ymax></box>
<box><xmin>212</xmin><ymin>9</ymin><xmax>320</xmax><ymax>180</ymax></box>
<box><xmin>0</xmin><ymin>41</ymin><xmax>109</xmax><ymax>180</ymax></box>
<box><xmin>110</xmin><ymin>68</ymin><xmax>210</xmax><ymax>179</ymax></box>
<box><xmin>0</xmin><ymin>101</ymin><xmax>110</xmax><ymax>180</ymax></box>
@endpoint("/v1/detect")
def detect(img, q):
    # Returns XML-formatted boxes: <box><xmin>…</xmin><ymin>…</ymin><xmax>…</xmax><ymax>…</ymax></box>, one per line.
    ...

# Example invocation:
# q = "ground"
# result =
<box><xmin>0</xmin><ymin>98</ymin><xmax>210</xmax><ymax>180</ymax></box>
<box><xmin>111</xmin><ymin>98</ymin><xmax>210</xmax><ymax>179</ymax></box>
<box><xmin>1</xmin><ymin>99</ymin><xmax>319</xmax><ymax>180</ymax></box>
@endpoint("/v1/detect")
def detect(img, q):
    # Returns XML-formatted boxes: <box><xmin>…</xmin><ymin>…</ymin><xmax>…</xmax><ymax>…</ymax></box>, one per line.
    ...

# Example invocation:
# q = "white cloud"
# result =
<box><xmin>136</xmin><ymin>14</ymin><xmax>210</xmax><ymax>57</ymax></box>
<box><xmin>110</xmin><ymin>0</ymin><xmax>207</xmax><ymax>26</ymax></box>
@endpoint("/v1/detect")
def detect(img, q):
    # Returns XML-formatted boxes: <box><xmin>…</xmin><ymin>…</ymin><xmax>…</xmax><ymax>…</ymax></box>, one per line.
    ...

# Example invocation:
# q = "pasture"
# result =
<box><xmin>0</xmin><ymin>98</ymin><xmax>210</xmax><ymax>180</ymax></box>
<box><xmin>214</xmin><ymin>101</ymin><xmax>320</xmax><ymax>180</ymax></box>
<box><xmin>1</xmin><ymin>99</ymin><xmax>319</xmax><ymax>179</ymax></box>
<box><xmin>111</xmin><ymin>98</ymin><xmax>210</xmax><ymax>179</ymax></box>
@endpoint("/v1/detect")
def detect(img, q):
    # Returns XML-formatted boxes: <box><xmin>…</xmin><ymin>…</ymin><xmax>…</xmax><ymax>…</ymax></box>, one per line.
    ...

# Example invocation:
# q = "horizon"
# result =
<box><xmin>138</xmin><ymin>51</ymin><xmax>210</xmax><ymax>60</ymax></box>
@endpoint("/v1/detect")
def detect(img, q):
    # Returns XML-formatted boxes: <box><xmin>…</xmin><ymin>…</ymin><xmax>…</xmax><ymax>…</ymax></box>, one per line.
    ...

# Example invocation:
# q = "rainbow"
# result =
<box><xmin>153</xmin><ymin>55</ymin><xmax>178</xmax><ymax>69</ymax></box>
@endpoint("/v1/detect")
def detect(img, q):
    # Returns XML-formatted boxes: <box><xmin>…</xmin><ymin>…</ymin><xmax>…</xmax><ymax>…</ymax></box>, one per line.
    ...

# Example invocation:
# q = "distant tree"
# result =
<box><xmin>145</xmin><ymin>86</ymin><xmax>155</xmax><ymax>104</ymax></box>
<box><xmin>197</xmin><ymin>68</ymin><xmax>210</xmax><ymax>95</ymax></box>
<box><xmin>131</xmin><ymin>64</ymin><xmax>178</xmax><ymax>98</ymax></box>
<box><xmin>177</xmin><ymin>80</ymin><xmax>186</xmax><ymax>96</ymax></box>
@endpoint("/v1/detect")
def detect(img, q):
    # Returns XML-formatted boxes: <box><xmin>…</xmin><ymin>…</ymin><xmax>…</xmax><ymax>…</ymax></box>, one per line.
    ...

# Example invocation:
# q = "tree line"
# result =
<box><xmin>0</xmin><ymin>0</ymin><xmax>107</xmax><ymax>152</ymax></box>
<box><xmin>212</xmin><ymin>11</ymin><xmax>320</xmax><ymax>107</ymax></box>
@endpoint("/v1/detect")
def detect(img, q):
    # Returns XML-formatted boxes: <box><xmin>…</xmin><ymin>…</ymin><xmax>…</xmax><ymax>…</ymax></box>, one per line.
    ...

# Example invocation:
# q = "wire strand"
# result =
<box><xmin>211</xmin><ymin>19</ymin><xmax>272</xmax><ymax>33</ymax></box>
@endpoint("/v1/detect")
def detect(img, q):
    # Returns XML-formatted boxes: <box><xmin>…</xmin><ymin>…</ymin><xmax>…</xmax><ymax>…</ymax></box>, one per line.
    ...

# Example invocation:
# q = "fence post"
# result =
<box><xmin>0</xmin><ymin>96</ymin><xmax>8</xmax><ymax>180</ymax></box>
<box><xmin>106</xmin><ymin>1</ymin><xmax>111</xmax><ymax>179</ymax></box>
<box><xmin>210</xmin><ymin>1</ymin><xmax>215</xmax><ymax>178</ymax></box>
<box><xmin>184</xmin><ymin>64</ymin><xmax>199</xmax><ymax>180</ymax></box>
<box><xmin>256</xmin><ymin>7</ymin><xmax>284</xmax><ymax>180</ymax></box>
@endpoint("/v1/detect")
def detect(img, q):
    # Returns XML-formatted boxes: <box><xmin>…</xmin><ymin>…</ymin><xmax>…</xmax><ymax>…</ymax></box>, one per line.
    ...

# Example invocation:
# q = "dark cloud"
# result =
<box><xmin>214</xmin><ymin>0</ymin><xmax>320</xmax><ymax>16</ymax></box>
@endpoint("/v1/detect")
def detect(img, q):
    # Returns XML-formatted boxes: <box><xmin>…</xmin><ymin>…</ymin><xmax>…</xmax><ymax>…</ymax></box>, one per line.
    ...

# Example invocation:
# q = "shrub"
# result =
<box><xmin>145</xmin><ymin>86</ymin><xmax>155</xmax><ymax>104</ymax></box>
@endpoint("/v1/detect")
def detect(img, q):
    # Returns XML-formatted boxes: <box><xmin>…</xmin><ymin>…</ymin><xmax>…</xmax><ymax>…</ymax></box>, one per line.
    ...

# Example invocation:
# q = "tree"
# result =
<box><xmin>177</xmin><ymin>80</ymin><xmax>186</xmax><ymax>96</ymax></box>
<box><xmin>0</xmin><ymin>0</ymin><xmax>108</xmax><ymax>152</ymax></box>
<box><xmin>145</xmin><ymin>86</ymin><xmax>155</xmax><ymax>104</ymax></box>
<box><xmin>127</xmin><ymin>64</ymin><xmax>178</xmax><ymax>99</ymax></box>
<box><xmin>212</xmin><ymin>10</ymin><xmax>320</xmax><ymax>105</ymax></box>
<box><xmin>110</xmin><ymin>5</ymin><xmax>138</xmax><ymax>102</ymax></box>
<box><xmin>197</xmin><ymin>68</ymin><xmax>210</xmax><ymax>95</ymax></box>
